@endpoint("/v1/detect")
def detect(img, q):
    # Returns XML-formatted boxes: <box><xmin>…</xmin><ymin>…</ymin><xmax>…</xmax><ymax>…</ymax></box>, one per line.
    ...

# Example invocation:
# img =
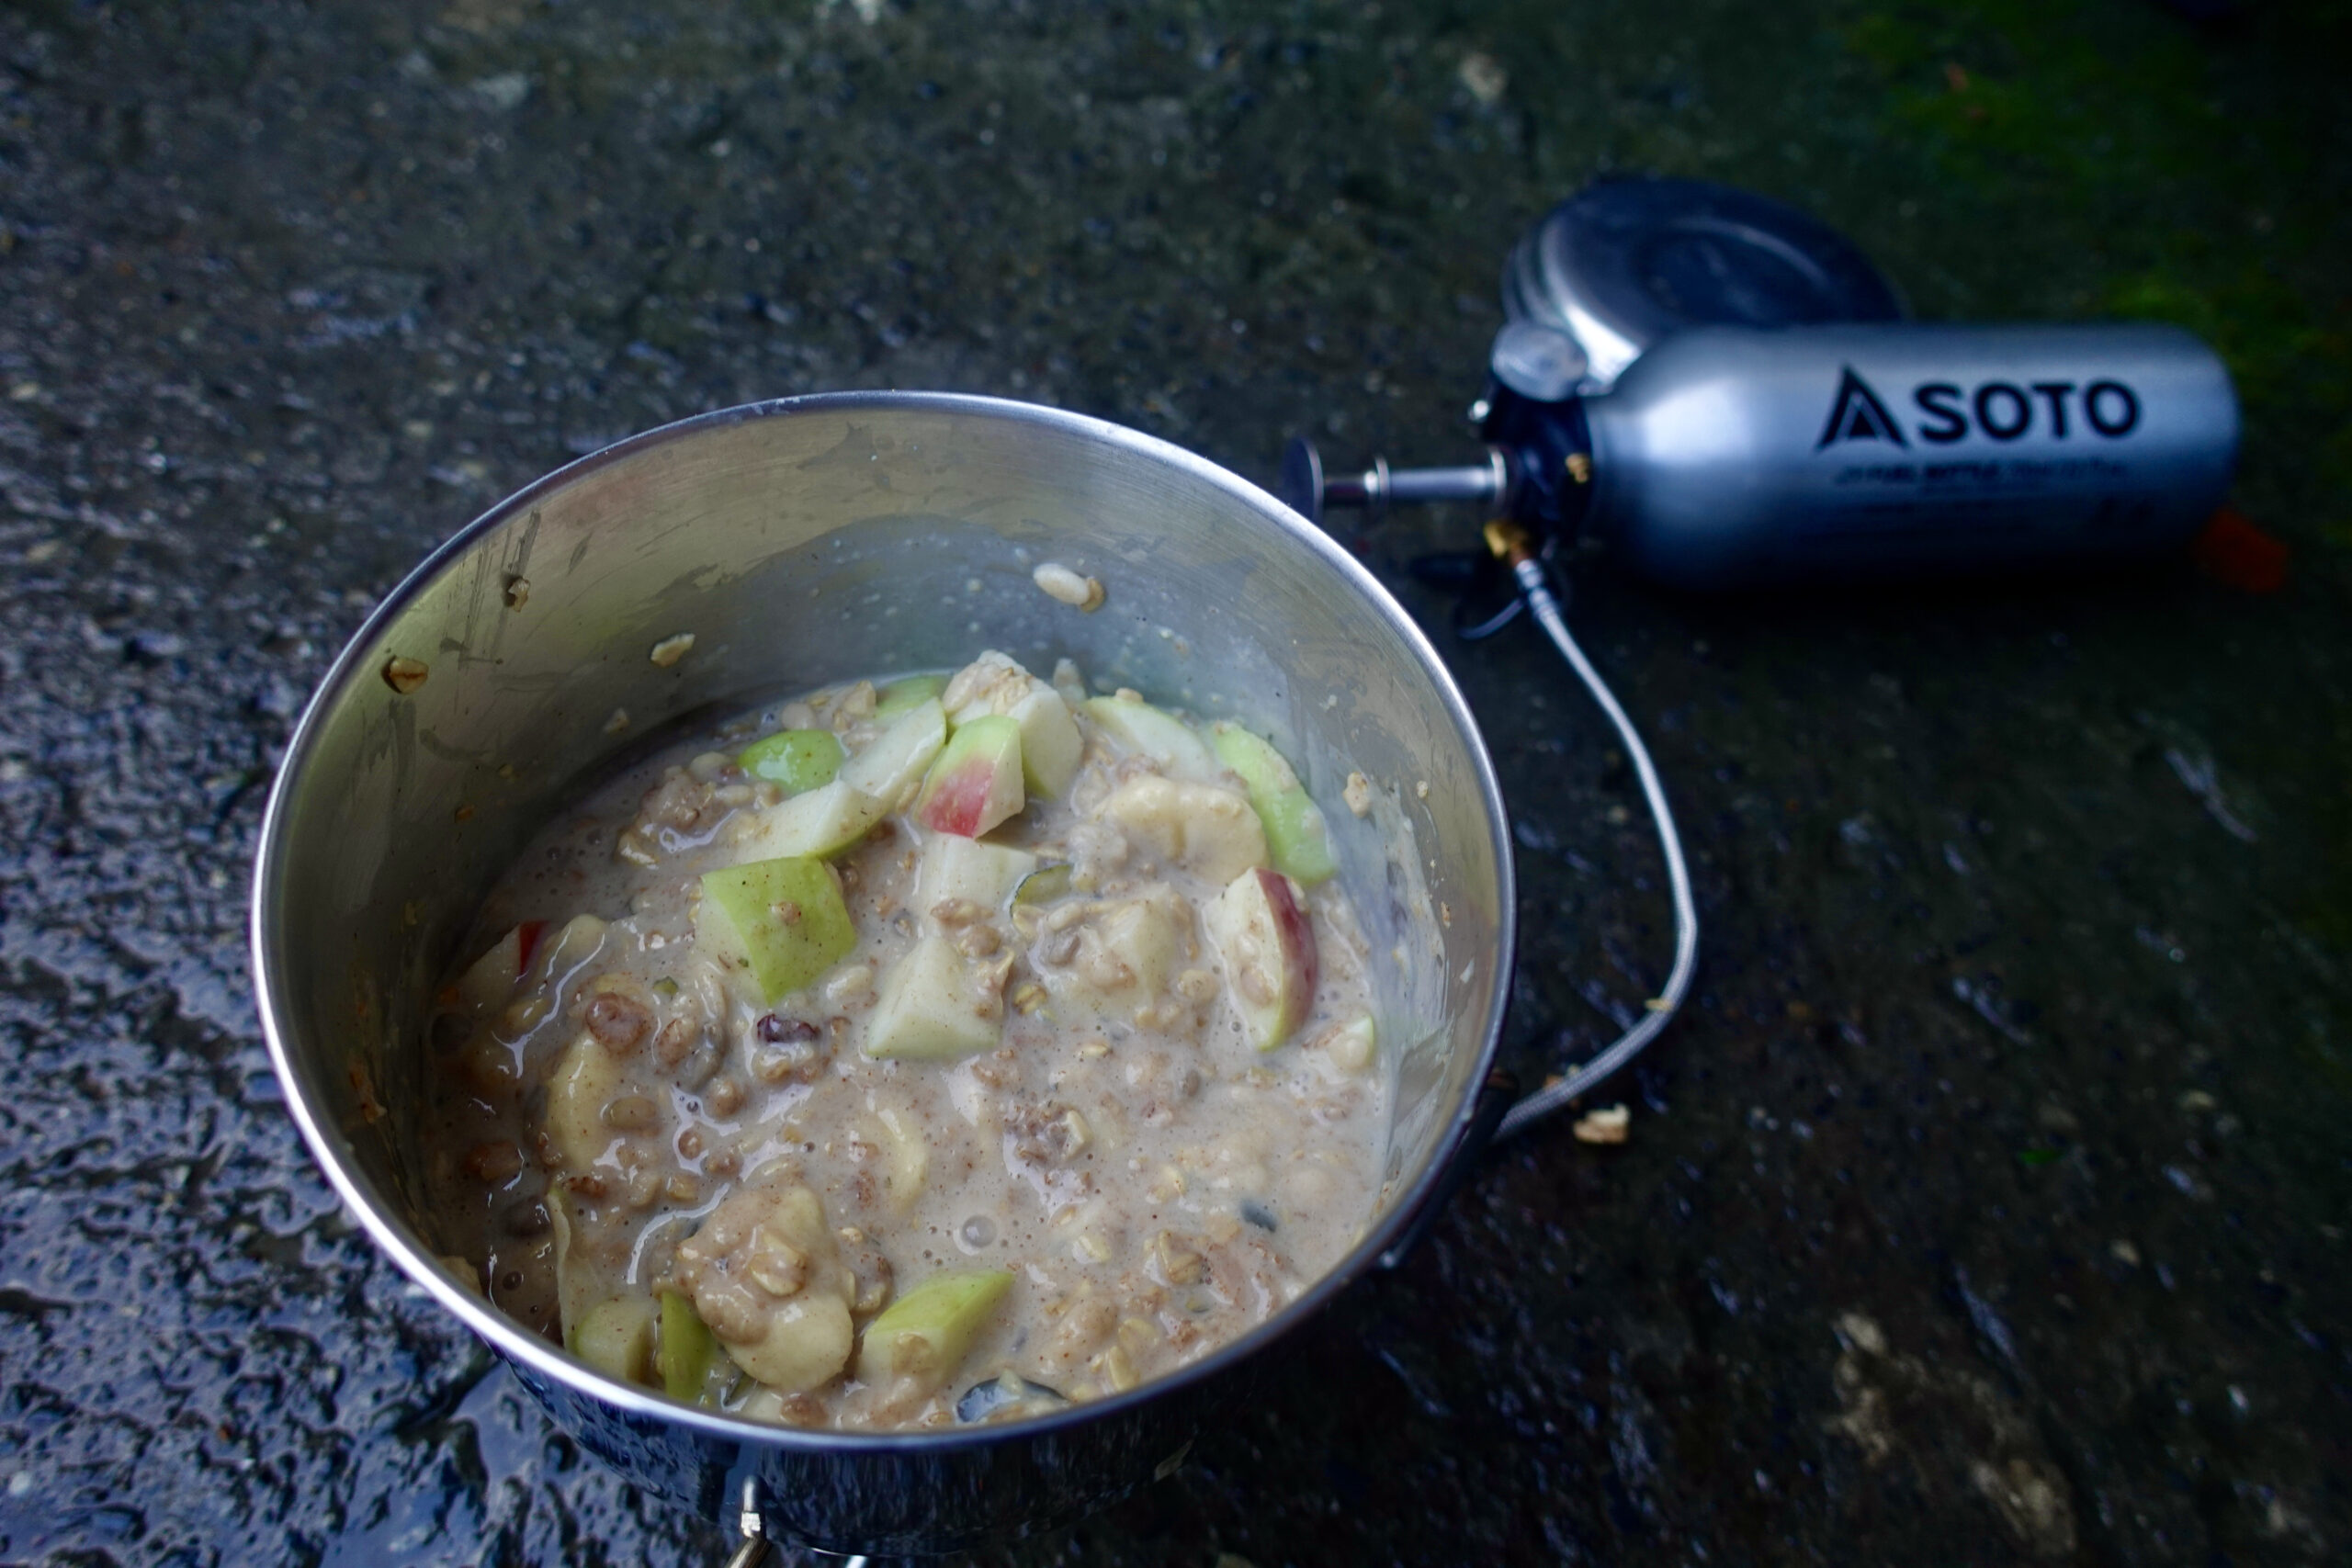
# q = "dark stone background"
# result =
<box><xmin>0</xmin><ymin>0</ymin><xmax>2346</xmax><ymax>1562</ymax></box>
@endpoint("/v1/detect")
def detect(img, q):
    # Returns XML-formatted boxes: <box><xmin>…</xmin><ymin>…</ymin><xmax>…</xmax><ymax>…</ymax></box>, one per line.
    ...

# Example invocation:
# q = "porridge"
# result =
<box><xmin>421</xmin><ymin>649</ymin><xmax>1384</xmax><ymax>1429</ymax></box>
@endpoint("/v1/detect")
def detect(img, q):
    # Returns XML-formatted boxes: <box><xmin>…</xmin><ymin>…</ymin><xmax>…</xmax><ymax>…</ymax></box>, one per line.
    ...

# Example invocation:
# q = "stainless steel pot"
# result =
<box><xmin>249</xmin><ymin>393</ymin><xmax>1515</xmax><ymax>1555</ymax></box>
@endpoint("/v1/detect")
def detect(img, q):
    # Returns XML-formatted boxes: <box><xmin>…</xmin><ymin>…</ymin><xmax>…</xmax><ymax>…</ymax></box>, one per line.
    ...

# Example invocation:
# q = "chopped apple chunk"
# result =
<box><xmin>726</xmin><ymin>777</ymin><xmax>888</xmax><ymax>863</ymax></box>
<box><xmin>863</xmin><ymin>934</ymin><xmax>1008</xmax><ymax>1061</ymax></box>
<box><xmin>854</xmin><ymin>1268</ymin><xmax>1013</xmax><ymax>1399</ymax></box>
<box><xmin>1098</xmin><ymin>776</ymin><xmax>1268</xmax><ymax>885</ymax></box>
<box><xmin>1041</xmin><ymin>886</ymin><xmax>1191</xmax><ymax>1014</ymax></box>
<box><xmin>573</xmin><ymin>1296</ymin><xmax>659</xmax><ymax>1387</ymax></box>
<box><xmin>872</xmin><ymin>674</ymin><xmax>947</xmax><ymax>723</ymax></box>
<box><xmin>1203</xmin><ymin>867</ymin><xmax>1319</xmax><ymax>1051</ymax></box>
<box><xmin>737</xmin><ymin>728</ymin><xmax>844</xmax><ymax>795</ymax></box>
<box><xmin>1079</xmin><ymin>694</ymin><xmax>1219</xmax><ymax>781</ymax></box>
<box><xmin>914</xmin><ymin>715</ymin><xmax>1023</xmax><ymax>838</ymax></box>
<box><xmin>546</xmin><ymin>1032</ymin><xmax>625</xmax><ymax>1170</ymax></box>
<box><xmin>838</xmin><ymin>696</ymin><xmax>947</xmax><ymax>807</ymax></box>
<box><xmin>657</xmin><ymin>1289</ymin><xmax>719</xmax><ymax>1402</ymax></box>
<box><xmin>913</xmin><ymin>836</ymin><xmax>1037</xmax><ymax>917</ymax></box>
<box><xmin>863</xmin><ymin>1104</ymin><xmax>930</xmax><ymax>1212</ymax></box>
<box><xmin>695</xmin><ymin>856</ymin><xmax>857</xmax><ymax>1005</ymax></box>
<box><xmin>455</xmin><ymin>920</ymin><xmax>547</xmax><ymax>1010</ymax></box>
<box><xmin>944</xmin><ymin>651</ymin><xmax>1082</xmax><ymax>797</ymax></box>
<box><xmin>1210</xmin><ymin>723</ymin><xmax>1339</xmax><ymax>887</ymax></box>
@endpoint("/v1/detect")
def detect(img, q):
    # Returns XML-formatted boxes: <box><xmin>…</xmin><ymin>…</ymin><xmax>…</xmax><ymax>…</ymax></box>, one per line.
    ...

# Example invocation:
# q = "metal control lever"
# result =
<box><xmin>1278</xmin><ymin>435</ymin><xmax>1512</xmax><ymax>527</ymax></box>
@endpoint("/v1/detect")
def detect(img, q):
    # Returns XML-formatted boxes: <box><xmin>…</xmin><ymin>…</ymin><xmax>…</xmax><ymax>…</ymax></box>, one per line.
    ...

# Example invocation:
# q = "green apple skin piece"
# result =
<box><xmin>572</xmin><ymin>1296</ymin><xmax>660</xmax><ymax>1387</ymax></box>
<box><xmin>1208</xmin><ymin>721</ymin><xmax>1301</xmax><ymax>792</ymax></box>
<box><xmin>658</xmin><ymin>1289</ymin><xmax>720</xmax><ymax>1403</ymax></box>
<box><xmin>1012</xmin><ymin>863</ymin><xmax>1073</xmax><ymax>905</ymax></box>
<box><xmin>853</xmin><ymin>1268</ymin><xmax>1015</xmax><ymax>1397</ymax></box>
<box><xmin>737</xmin><ymin>728</ymin><xmax>844</xmax><ymax>795</ymax></box>
<box><xmin>914</xmin><ymin>715</ymin><xmax>1024</xmax><ymax>838</ymax></box>
<box><xmin>1256</xmin><ymin>791</ymin><xmax>1340</xmax><ymax>887</ymax></box>
<box><xmin>1209</xmin><ymin>724</ymin><xmax>1340</xmax><ymax>887</ymax></box>
<box><xmin>1203</xmin><ymin>867</ymin><xmax>1320</xmax><ymax>1051</ymax></box>
<box><xmin>695</xmin><ymin>856</ymin><xmax>858</xmax><ymax>1006</ymax></box>
<box><xmin>549</xmin><ymin>1192</ymin><xmax>607</xmax><ymax>1387</ymax></box>
<box><xmin>727</xmin><ymin>778</ymin><xmax>888</xmax><ymax>863</ymax></box>
<box><xmin>1080</xmin><ymin>694</ymin><xmax>1218</xmax><ymax>782</ymax></box>
<box><xmin>862</xmin><ymin>934</ymin><xmax>1005</xmax><ymax>1061</ymax></box>
<box><xmin>873</xmin><ymin>674</ymin><xmax>947</xmax><ymax>723</ymax></box>
<box><xmin>1098</xmin><ymin>776</ymin><xmax>1269</xmax><ymax>885</ymax></box>
<box><xmin>913</xmin><ymin>835</ymin><xmax>1037</xmax><ymax>915</ymax></box>
<box><xmin>839</xmin><ymin>697</ymin><xmax>947</xmax><ymax>807</ymax></box>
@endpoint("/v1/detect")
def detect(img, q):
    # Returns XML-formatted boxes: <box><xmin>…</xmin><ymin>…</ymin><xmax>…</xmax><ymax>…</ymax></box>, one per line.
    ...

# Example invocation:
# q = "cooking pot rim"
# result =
<box><xmin>249</xmin><ymin>389</ymin><xmax>1518</xmax><ymax>1452</ymax></box>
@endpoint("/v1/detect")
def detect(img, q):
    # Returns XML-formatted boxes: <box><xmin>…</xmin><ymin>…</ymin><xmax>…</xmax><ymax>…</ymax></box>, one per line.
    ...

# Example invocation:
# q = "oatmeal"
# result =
<box><xmin>421</xmin><ymin>650</ymin><xmax>1383</xmax><ymax>1429</ymax></box>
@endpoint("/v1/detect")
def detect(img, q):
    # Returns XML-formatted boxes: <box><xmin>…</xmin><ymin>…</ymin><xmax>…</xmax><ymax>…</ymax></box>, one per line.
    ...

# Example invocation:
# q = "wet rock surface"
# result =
<box><xmin>2</xmin><ymin>0</ymin><xmax>2346</xmax><ymax>1562</ymax></box>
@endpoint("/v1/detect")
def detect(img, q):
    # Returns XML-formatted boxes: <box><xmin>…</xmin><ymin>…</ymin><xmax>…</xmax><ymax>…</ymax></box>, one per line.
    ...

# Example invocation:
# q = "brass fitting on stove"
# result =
<box><xmin>1482</xmin><ymin>519</ymin><xmax>1538</xmax><ymax>566</ymax></box>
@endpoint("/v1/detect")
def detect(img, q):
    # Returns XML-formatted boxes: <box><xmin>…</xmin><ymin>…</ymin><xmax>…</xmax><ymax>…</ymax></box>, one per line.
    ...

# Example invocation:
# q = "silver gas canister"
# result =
<box><xmin>1574</xmin><ymin>321</ymin><xmax>2240</xmax><ymax>589</ymax></box>
<box><xmin>1504</xmin><ymin>179</ymin><xmax>2241</xmax><ymax>589</ymax></box>
<box><xmin>1284</xmin><ymin>179</ymin><xmax>2244</xmax><ymax>592</ymax></box>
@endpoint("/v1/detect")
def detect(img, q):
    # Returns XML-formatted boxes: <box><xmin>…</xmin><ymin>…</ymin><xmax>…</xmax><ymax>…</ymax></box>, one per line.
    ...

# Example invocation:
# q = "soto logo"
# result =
<box><xmin>1816</xmin><ymin>367</ymin><xmax>2141</xmax><ymax>452</ymax></box>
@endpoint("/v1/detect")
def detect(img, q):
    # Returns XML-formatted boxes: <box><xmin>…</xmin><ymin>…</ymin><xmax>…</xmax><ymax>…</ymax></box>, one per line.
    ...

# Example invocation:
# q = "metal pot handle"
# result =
<box><xmin>1376</xmin><ymin>1067</ymin><xmax>1521</xmax><ymax>1269</ymax></box>
<box><xmin>1381</xmin><ymin>537</ymin><xmax>1698</xmax><ymax>1265</ymax></box>
<box><xmin>728</xmin><ymin>1485</ymin><xmax>867</xmax><ymax>1568</ymax></box>
<box><xmin>1488</xmin><ymin>533</ymin><xmax>1698</xmax><ymax>1142</ymax></box>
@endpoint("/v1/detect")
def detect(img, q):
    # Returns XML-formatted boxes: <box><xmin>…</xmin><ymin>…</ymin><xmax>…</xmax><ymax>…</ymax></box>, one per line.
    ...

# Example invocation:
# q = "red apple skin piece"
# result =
<box><xmin>914</xmin><ymin>716</ymin><xmax>1023</xmax><ymax>838</ymax></box>
<box><xmin>920</xmin><ymin>767</ymin><xmax>994</xmax><ymax>837</ymax></box>
<box><xmin>1258</xmin><ymin>869</ymin><xmax>1318</xmax><ymax>1039</ymax></box>
<box><xmin>1206</xmin><ymin>867</ymin><xmax>1319</xmax><ymax>1049</ymax></box>
<box><xmin>515</xmin><ymin>919</ymin><xmax>548</xmax><ymax>976</ymax></box>
<box><xmin>456</xmin><ymin>919</ymin><xmax>548</xmax><ymax>1010</ymax></box>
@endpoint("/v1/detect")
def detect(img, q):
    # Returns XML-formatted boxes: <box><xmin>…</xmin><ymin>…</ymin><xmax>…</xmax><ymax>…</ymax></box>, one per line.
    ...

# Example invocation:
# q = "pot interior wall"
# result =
<box><xmin>259</xmin><ymin>397</ymin><xmax>1506</xmax><ymax>1356</ymax></box>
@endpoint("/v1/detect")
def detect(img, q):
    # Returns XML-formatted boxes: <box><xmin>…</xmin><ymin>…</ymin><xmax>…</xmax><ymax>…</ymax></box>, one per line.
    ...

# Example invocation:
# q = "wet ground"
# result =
<box><xmin>2</xmin><ymin>0</ymin><xmax>2348</xmax><ymax>1562</ymax></box>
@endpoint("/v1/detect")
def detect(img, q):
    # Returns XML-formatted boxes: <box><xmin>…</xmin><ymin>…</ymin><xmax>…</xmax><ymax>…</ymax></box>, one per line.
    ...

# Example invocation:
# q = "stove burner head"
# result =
<box><xmin>1487</xmin><ymin>321</ymin><xmax>1588</xmax><ymax>403</ymax></box>
<box><xmin>1501</xmin><ymin>176</ymin><xmax>1905</xmax><ymax>391</ymax></box>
